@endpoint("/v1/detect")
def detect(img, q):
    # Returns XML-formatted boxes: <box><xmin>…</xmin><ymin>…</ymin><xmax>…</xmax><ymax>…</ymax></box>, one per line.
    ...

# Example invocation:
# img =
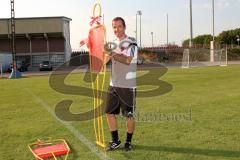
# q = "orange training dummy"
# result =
<box><xmin>80</xmin><ymin>3</ymin><xmax>106</xmax><ymax>150</ymax></box>
<box><xmin>80</xmin><ymin>3</ymin><xmax>106</xmax><ymax>73</ymax></box>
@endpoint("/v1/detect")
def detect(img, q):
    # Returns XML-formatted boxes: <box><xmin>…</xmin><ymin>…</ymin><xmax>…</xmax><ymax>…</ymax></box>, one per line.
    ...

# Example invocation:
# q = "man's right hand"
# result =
<box><xmin>104</xmin><ymin>52</ymin><xmax>112</xmax><ymax>64</ymax></box>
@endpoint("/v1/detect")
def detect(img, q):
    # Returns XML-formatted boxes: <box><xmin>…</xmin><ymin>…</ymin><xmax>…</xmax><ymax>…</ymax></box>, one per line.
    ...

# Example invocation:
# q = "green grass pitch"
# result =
<box><xmin>1</xmin><ymin>65</ymin><xmax>240</xmax><ymax>160</ymax></box>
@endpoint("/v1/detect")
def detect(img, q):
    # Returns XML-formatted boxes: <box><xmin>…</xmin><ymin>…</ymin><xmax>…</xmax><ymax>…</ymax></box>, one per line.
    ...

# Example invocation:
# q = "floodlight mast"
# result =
<box><xmin>11</xmin><ymin>0</ymin><xmax>17</xmax><ymax>78</ymax></box>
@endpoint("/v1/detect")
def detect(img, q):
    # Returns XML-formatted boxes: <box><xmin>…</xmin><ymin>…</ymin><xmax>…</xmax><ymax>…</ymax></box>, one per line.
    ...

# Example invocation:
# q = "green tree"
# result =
<box><xmin>182</xmin><ymin>28</ymin><xmax>240</xmax><ymax>46</ymax></box>
<box><xmin>182</xmin><ymin>39</ymin><xmax>190</xmax><ymax>46</ymax></box>
<box><xmin>182</xmin><ymin>35</ymin><xmax>215</xmax><ymax>47</ymax></box>
<box><xmin>218</xmin><ymin>28</ymin><xmax>240</xmax><ymax>45</ymax></box>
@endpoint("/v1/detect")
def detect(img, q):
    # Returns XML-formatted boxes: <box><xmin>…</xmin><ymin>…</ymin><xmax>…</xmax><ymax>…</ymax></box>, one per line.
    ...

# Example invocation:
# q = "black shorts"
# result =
<box><xmin>105</xmin><ymin>86</ymin><xmax>136</xmax><ymax>117</ymax></box>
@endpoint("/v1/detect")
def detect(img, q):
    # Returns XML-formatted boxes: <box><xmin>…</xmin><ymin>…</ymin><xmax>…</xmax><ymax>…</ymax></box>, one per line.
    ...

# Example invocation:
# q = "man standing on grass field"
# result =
<box><xmin>104</xmin><ymin>17</ymin><xmax>138</xmax><ymax>152</ymax></box>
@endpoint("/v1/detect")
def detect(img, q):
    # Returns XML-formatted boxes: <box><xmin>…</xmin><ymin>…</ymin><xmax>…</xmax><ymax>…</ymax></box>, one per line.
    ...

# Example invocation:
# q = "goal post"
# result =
<box><xmin>220</xmin><ymin>48</ymin><xmax>228</xmax><ymax>67</ymax></box>
<box><xmin>182</xmin><ymin>49</ymin><xmax>190</xmax><ymax>68</ymax></box>
<box><xmin>182</xmin><ymin>48</ymin><xmax>228</xmax><ymax>68</ymax></box>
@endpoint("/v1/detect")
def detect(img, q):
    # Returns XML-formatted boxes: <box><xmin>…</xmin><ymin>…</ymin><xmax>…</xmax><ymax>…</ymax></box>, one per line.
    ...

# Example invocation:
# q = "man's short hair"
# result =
<box><xmin>112</xmin><ymin>17</ymin><xmax>126</xmax><ymax>28</ymax></box>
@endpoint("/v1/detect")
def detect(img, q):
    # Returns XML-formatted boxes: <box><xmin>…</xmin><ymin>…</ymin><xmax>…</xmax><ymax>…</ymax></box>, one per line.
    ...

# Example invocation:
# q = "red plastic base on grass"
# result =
<box><xmin>33</xmin><ymin>143</ymin><xmax>69</xmax><ymax>159</ymax></box>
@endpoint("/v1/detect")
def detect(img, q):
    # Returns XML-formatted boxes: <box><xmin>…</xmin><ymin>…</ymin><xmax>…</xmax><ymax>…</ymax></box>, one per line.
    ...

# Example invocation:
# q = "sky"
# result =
<box><xmin>0</xmin><ymin>0</ymin><xmax>240</xmax><ymax>50</ymax></box>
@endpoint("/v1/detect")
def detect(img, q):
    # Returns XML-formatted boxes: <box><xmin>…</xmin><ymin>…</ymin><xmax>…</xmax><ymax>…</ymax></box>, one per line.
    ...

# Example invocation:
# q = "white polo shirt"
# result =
<box><xmin>110</xmin><ymin>36</ymin><xmax>138</xmax><ymax>88</ymax></box>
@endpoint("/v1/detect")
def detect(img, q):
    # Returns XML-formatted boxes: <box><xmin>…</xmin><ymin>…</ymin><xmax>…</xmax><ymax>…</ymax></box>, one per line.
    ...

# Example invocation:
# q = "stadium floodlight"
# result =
<box><xmin>136</xmin><ymin>13</ymin><xmax>138</xmax><ymax>45</ymax></box>
<box><xmin>151</xmin><ymin>32</ymin><xmax>154</xmax><ymax>48</ymax></box>
<box><xmin>137</xmin><ymin>10</ymin><xmax>142</xmax><ymax>49</ymax></box>
<box><xmin>11</xmin><ymin>0</ymin><xmax>17</xmax><ymax>78</ymax></box>
<box><xmin>189</xmin><ymin>0</ymin><xmax>193</xmax><ymax>47</ymax></box>
<box><xmin>166</xmin><ymin>14</ymin><xmax>169</xmax><ymax>45</ymax></box>
<box><xmin>212</xmin><ymin>0</ymin><xmax>215</xmax><ymax>43</ymax></box>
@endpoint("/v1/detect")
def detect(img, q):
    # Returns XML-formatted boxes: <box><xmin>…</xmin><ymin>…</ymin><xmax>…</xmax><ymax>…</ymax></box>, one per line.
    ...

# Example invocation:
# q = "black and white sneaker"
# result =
<box><xmin>124</xmin><ymin>142</ymin><xmax>132</xmax><ymax>152</ymax></box>
<box><xmin>107</xmin><ymin>140</ymin><xmax>121</xmax><ymax>151</ymax></box>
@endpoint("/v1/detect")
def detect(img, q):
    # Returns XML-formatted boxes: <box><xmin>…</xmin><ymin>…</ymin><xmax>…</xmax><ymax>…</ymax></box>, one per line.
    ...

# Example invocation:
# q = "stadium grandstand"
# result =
<box><xmin>0</xmin><ymin>16</ymin><xmax>72</xmax><ymax>67</ymax></box>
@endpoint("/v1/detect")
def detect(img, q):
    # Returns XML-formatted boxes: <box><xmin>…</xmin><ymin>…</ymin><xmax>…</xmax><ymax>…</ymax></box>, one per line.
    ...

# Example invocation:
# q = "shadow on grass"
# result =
<box><xmin>131</xmin><ymin>145</ymin><xmax>240</xmax><ymax>158</ymax></box>
<box><xmin>67</xmin><ymin>142</ymin><xmax>79</xmax><ymax>160</ymax></box>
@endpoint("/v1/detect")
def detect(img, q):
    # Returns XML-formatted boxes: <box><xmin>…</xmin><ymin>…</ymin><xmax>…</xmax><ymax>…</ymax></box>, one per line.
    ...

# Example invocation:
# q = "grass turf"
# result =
<box><xmin>0</xmin><ymin>65</ymin><xmax>240</xmax><ymax>160</ymax></box>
